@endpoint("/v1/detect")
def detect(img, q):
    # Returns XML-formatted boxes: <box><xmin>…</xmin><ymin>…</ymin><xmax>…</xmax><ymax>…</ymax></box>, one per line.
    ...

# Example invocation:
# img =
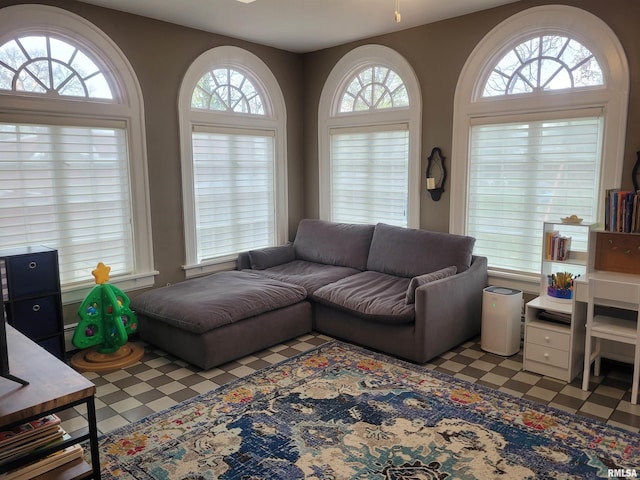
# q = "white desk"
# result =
<box><xmin>574</xmin><ymin>270</ymin><xmax>640</xmax><ymax>304</ymax></box>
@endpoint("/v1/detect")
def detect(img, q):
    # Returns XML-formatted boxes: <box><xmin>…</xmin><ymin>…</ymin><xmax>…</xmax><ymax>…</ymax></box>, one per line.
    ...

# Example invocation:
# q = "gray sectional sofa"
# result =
<box><xmin>238</xmin><ymin>219</ymin><xmax>488</xmax><ymax>363</ymax></box>
<box><xmin>132</xmin><ymin>219</ymin><xmax>487</xmax><ymax>369</ymax></box>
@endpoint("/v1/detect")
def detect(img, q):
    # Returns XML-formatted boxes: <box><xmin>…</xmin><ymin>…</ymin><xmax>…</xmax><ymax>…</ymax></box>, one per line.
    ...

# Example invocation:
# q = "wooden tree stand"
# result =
<box><xmin>70</xmin><ymin>342</ymin><xmax>144</xmax><ymax>373</ymax></box>
<box><xmin>71</xmin><ymin>262</ymin><xmax>143</xmax><ymax>373</ymax></box>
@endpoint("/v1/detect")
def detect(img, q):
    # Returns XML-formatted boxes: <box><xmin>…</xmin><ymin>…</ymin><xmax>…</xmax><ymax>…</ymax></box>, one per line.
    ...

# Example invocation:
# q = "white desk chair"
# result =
<box><xmin>582</xmin><ymin>278</ymin><xmax>640</xmax><ymax>404</ymax></box>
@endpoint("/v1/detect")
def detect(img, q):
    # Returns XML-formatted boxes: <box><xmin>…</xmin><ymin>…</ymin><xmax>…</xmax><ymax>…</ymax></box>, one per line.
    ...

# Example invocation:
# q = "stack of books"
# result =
<box><xmin>605</xmin><ymin>189</ymin><xmax>640</xmax><ymax>233</ymax></box>
<box><xmin>545</xmin><ymin>230</ymin><xmax>572</xmax><ymax>261</ymax></box>
<box><xmin>0</xmin><ymin>415</ymin><xmax>83</xmax><ymax>479</ymax></box>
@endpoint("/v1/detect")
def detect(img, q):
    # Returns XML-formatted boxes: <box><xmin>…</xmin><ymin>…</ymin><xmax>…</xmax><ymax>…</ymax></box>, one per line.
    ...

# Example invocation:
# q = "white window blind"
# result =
<box><xmin>467</xmin><ymin>113</ymin><xmax>602</xmax><ymax>274</ymax></box>
<box><xmin>192</xmin><ymin>128</ymin><xmax>275</xmax><ymax>262</ymax></box>
<box><xmin>330</xmin><ymin>125</ymin><xmax>408</xmax><ymax>227</ymax></box>
<box><xmin>0</xmin><ymin>122</ymin><xmax>133</xmax><ymax>285</ymax></box>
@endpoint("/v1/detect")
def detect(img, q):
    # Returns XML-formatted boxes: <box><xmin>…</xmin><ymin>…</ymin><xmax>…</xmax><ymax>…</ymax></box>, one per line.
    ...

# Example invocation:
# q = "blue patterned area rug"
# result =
<box><xmin>98</xmin><ymin>341</ymin><xmax>639</xmax><ymax>479</ymax></box>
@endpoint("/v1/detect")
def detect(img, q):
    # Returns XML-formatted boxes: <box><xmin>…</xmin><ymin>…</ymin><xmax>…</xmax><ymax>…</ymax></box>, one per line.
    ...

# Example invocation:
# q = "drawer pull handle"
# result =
<box><xmin>28</xmin><ymin>261</ymin><xmax>37</xmax><ymax>269</ymax></box>
<box><xmin>544</xmin><ymin>352</ymin><xmax>549</xmax><ymax>359</ymax></box>
<box><xmin>544</xmin><ymin>336</ymin><xmax>550</xmax><ymax>342</ymax></box>
<box><xmin>32</xmin><ymin>304</ymin><xmax>40</xmax><ymax>312</ymax></box>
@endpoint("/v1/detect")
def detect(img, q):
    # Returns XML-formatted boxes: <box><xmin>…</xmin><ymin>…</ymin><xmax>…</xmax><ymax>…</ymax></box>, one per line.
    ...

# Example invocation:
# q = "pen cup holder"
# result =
<box><xmin>547</xmin><ymin>286</ymin><xmax>572</xmax><ymax>299</ymax></box>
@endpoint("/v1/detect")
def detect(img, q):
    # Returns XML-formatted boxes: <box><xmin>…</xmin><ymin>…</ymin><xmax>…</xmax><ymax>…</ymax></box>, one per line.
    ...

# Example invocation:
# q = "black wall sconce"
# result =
<box><xmin>632</xmin><ymin>151</ymin><xmax>640</xmax><ymax>191</ymax></box>
<box><xmin>426</xmin><ymin>147</ymin><xmax>447</xmax><ymax>201</ymax></box>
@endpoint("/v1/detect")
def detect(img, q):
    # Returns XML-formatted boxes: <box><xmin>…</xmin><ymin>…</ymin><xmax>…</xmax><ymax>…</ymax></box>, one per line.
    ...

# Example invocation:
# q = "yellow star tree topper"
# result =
<box><xmin>92</xmin><ymin>262</ymin><xmax>111</xmax><ymax>284</ymax></box>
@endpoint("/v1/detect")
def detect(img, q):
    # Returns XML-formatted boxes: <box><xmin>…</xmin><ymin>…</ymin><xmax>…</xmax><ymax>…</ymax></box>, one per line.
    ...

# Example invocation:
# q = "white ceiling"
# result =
<box><xmin>75</xmin><ymin>0</ymin><xmax>521</xmax><ymax>53</ymax></box>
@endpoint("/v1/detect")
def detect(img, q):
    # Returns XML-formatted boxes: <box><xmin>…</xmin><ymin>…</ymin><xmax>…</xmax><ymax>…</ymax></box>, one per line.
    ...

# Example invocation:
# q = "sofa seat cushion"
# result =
<box><xmin>130</xmin><ymin>271</ymin><xmax>306</xmax><ymax>334</ymax></box>
<box><xmin>249</xmin><ymin>260</ymin><xmax>360</xmax><ymax>295</ymax></box>
<box><xmin>311</xmin><ymin>271</ymin><xmax>414</xmax><ymax>324</ymax></box>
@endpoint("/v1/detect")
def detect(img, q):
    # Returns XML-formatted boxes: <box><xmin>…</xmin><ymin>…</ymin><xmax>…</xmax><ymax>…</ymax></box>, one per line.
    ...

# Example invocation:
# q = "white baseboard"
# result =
<box><xmin>64</xmin><ymin>323</ymin><xmax>78</xmax><ymax>353</ymax></box>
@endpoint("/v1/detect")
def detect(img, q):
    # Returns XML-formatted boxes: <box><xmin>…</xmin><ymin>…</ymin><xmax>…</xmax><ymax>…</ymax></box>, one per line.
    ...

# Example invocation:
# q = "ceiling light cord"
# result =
<box><xmin>394</xmin><ymin>0</ymin><xmax>401</xmax><ymax>23</ymax></box>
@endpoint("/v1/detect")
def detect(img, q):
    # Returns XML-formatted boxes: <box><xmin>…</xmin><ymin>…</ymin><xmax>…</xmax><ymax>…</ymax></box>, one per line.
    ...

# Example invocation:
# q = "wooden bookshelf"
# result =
<box><xmin>0</xmin><ymin>326</ymin><xmax>100</xmax><ymax>479</ymax></box>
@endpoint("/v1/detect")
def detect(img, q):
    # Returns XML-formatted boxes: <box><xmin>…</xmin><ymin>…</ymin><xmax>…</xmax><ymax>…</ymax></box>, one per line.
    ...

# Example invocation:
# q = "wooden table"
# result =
<box><xmin>0</xmin><ymin>325</ymin><xmax>100</xmax><ymax>479</ymax></box>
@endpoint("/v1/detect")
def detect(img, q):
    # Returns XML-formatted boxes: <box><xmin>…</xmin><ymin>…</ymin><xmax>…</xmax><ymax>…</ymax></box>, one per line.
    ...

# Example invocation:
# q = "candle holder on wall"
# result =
<box><xmin>426</xmin><ymin>147</ymin><xmax>446</xmax><ymax>201</ymax></box>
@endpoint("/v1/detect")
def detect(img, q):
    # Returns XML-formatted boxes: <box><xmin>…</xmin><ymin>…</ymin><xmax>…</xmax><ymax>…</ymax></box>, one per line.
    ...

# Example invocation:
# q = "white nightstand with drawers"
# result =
<box><xmin>523</xmin><ymin>295</ymin><xmax>584</xmax><ymax>382</ymax></box>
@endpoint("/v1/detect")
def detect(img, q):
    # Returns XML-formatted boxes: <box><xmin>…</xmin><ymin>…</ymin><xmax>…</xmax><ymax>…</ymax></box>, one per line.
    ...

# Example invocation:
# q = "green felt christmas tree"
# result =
<box><xmin>72</xmin><ymin>262</ymin><xmax>138</xmax><ymax>354</ymax></box>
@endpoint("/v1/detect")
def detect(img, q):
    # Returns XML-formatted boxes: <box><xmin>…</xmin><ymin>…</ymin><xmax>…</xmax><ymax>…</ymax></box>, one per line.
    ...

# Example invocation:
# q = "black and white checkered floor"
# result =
<box><xmin>59</xmin><ymin>333</ymin><xmax>640</xmax><ymax>438</ymax></box>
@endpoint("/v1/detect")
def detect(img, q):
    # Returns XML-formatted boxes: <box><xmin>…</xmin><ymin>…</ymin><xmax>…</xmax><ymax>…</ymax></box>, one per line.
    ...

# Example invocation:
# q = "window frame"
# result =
<box><xmin>450</xmin><ymin>5</ymin><xmax>629</xmax><ymax>292</ymax></box>
<box><xmin>179</xmin><ymin>46</ymin><xmax>287</xmax><ymax>278</ymax></box>
<box><xmin>318</xmin><ymin>44</ymin><xmax>422</xmax><ymax>228</ymax></box>
<box><xmin>0</xmin><ymin>5</ymin><xmax>156</xmax><ymax>304</ymax></box>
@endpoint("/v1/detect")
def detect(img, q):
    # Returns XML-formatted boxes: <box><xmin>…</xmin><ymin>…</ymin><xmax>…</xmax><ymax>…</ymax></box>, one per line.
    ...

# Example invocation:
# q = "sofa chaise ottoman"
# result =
<box><xmin>130</xmin><ymin>270</ymin><xmax>312</xmax><ymax>369</ymax></box>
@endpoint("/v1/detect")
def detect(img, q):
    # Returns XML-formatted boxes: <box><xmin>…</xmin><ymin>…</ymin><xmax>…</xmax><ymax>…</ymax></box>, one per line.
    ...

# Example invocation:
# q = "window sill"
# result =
<box><xmin>183</xmin><ymin>257</ymin><xmax>237</xmax><ymax>279</ymax></box>
<box><xmin>487</xmin><ymin>269</ymin><xmax>540</xmax><ymax>296</ymax></box>
<box><xmin>61</xmin><ymin>270</ymin><xmax>159</xmax><ymax>305</ymax></box>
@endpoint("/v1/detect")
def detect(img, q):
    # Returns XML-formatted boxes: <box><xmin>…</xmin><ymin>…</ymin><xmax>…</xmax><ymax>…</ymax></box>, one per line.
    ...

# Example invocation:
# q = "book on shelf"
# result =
<box><xmin>0</xmin><ymin>443</ymin><xmax>83</xmax><ymax>480</ymax></box>
<box><xmin>0</xmin><ymin>426</ymin><xmax>66</xmax><ymax>464</ymax></box>
<box><xmin>0</xmin><ymin>415</ymin><xmax>60</xmax><ymax>451</ymax></box>
<box><xmin>545</xmin><ymin>231</ymin><xmax>571</xmax><ymax>261</ymax></box>
<box><xmin>537</xmin><ymin>310</ymin><xmax>571</xmax><ymax>325</ymax></box>
<box><xmin>605</xmin><ymin>189</ymin><xmax>640</xmax><ymax>233</ymax></box>
<box><xmin>0</xmin><ymin>414</ymin><xmax>82</xmax><ymax>479</ymax></box>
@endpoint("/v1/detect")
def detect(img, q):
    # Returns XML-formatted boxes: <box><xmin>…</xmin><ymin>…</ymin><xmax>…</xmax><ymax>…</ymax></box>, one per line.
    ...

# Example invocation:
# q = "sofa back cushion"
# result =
<box><xmin>366</xmin><ymin>223</ymin><xmax>475</xmax><ymax>277</ymax></box>
<box><xmin>293</xmin><ymin>219</ymin><xmax>374</xmax><ymax>270</ymax></box>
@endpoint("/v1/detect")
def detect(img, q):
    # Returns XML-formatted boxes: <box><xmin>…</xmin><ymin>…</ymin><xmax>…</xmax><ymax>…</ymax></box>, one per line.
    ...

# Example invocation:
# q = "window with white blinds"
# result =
<box><xmin>0</xmin><ymin>122</ymin><xmax>133</xmax><ymax>284</ymax></box>
<box><xmin>451</xmin><ymin>6</ymin><xmax>629</xmax><ymax>288</ymax></box>
<box><xmin>0</xmin><ymin>5</ymin><xmax>155</xmax><ymax>301</ymax></box>
<box><xmin>319</xmin><ymin>46</ymin><xmax>421</xmax><ymax>228</ymax></box>
<box><xmin>180</xmin><ymin>46</ymin><xmax>287</xmax><ymax>275</ymax></box>
<box><xmin>330</xmin><ymin>126</ymin><xmax>408</xmax><ymax>226</ymax></box>
<box><xmin>192</xmin><ymin>128</ymin><xmax>275</xmax><ymax>262</ymax></box>
<box><xmin>467</xmin><ymin>113</ymin><xmax>602</xmax><ymax>274</ymax></box>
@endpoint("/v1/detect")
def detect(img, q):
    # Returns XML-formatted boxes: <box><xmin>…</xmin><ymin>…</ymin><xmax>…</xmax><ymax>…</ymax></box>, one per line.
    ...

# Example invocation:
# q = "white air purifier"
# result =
<box><xmin>481</xmin><ymin>286</ymin><xmax>522</xmax><ymax>356</ymax></box>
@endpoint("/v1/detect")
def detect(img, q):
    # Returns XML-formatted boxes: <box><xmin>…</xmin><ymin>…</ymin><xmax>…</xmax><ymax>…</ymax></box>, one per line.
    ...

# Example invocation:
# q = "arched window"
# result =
<box><xmin>179</xmin><ymin>46</ymin><xmax>287</xmax><ymax>277</ymax></box>
<box><xmin>191</xmin><ymin>67</ymin><xmax>265</xmax><ymax>114</ymax></box>
<box><xmin>318</xmin><ymin>45</ymin><xmax>421</xmax><ymax>228</ymax></box>
<box><xmin>450</xmin><ymin>6</ymin><xmax>629</xmax><ymax>289</ymax></box>
<box><xmin>482</xmin><ymin>35</ymin><xmax>603</xmax><ymax>97</ymax></box>
<box><xmin>0</xmin><ymin>5</ymin><xmax>155</xmax><ymax>302</ymax></box>
<box><xmin>0</xmin><ymin>34</ymin><xmax>113</xmax><ymax>98</ymax></box>
<box><xmin>338</xmin><ymin>65</ymin><xmax>409</xmax><ymax>111</ymax></box>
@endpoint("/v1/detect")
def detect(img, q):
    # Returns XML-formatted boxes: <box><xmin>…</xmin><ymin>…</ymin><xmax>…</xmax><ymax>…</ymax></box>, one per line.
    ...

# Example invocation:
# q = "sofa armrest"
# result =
<box><xmin>236</xmin><ymin>252</ymin><xmax>252</xmax><ymax>270</ymax></box>
<box><xmin>237</xmin><ymin>243</ymin><xmax>295</xmax><ymax>270</ymax></box>
<box><xmin>413</xmin><ymin>255</ymin><xmax>488</xmax><ymax>362</ymax></box>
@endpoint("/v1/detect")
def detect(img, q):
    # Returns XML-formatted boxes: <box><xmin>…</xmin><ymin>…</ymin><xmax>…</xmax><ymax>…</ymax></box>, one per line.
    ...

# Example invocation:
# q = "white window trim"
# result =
<box><xmin>0</xmin><ymin>5</ymin><xmax>157</xmax><ymax>304</ymax></box>
<box><xmin>179</xmin><ymin>46</ymin><xmax>288</xmax><ymax>278</ymax></box>
<box><xmin>450</xmin><ymin>5</ymin><xmax>629</xmax><ymax>292</ymax></box>
<box><xmin>318</xmin><ymin>44</ymin><xmax>422</xmax><ymax>228</ymax></box>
